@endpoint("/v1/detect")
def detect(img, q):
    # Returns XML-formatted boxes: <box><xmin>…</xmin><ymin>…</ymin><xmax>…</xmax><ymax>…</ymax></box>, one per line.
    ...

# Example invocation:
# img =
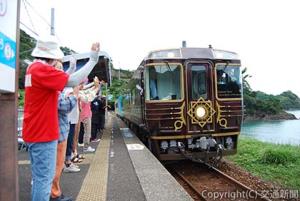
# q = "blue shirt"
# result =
<box><xmin>58</xmin><ymin>92</ymin><xmax>77</xmax><ymax>143</ymax></box>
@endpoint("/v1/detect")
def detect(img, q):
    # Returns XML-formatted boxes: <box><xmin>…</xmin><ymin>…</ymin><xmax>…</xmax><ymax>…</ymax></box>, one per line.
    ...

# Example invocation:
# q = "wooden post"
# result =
<box><xmin>0</xmin><ymin>0</ymin><xmax>20</xmax><ymax>200</ymax></box>
<box><xmin>0</xmin><ymin>93</ymin><xmax>19</xmax><ymax>201</ymax></box>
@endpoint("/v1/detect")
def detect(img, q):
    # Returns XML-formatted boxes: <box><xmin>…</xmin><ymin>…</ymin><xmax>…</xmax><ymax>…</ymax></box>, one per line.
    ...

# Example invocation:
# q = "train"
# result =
<box><xmin>63</xmin><ymin>51</ymin><xmax>112</xmax><ymax>86</ymax></box>
<box><xmin>115</xmin><ymin>47</ymin><xmax>243</xmax><ymax>163</ymax></box>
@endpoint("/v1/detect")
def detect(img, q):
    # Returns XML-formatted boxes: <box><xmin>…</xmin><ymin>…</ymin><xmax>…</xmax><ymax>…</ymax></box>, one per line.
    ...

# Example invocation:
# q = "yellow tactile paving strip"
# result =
<box><xmin>76</xmin><ymin>116</ymin><xmax>112</xmax><ymax>201</ymax></box>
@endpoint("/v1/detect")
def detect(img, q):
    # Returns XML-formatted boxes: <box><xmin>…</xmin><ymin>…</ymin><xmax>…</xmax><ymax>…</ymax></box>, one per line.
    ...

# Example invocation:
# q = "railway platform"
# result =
<box><xmin>18</xmin><ymin>112</ymin><xmax>192</xmax><ymax>201</ymax></box>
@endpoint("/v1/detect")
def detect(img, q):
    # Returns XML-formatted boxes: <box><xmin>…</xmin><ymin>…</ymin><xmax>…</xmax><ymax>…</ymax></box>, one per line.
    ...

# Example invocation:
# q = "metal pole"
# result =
<box><xmin>0</xmin><ymin>0</ymin><xmax>20</xmax><ymax>200</ymax></box>
<box><xmin>105</xmin><ymin>83</ymin><xmax>108</xmax><ymax>111</ymax></box>
<box><xmin>50</xmin><ymin>8</ymin><xmax>55</xmax><ymax>35</ymax></box>
<box><xmin>105</xmin><ymin>83</ymin><xmax>108</xmax><ymax>120</ymax></box>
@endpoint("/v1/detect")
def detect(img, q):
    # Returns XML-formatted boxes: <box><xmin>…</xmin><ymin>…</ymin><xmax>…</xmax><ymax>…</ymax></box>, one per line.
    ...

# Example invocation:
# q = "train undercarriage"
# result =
<box><xmin>123</xmin><ymin>118</ymin><xmax>238</xmax><ymax>164</ymax></box>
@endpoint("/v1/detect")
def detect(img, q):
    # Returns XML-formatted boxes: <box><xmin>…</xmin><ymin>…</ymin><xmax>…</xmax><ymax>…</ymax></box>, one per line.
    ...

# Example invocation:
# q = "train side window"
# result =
<box><xmin>216</xmin><ymin>64</ymin><xmax>241</xmax><ymax>99</ymax></box>
<box><xmin>131</xmin><ymin>89</ymin><xmax>135</xmax><ymax>104</ymax></box>
<box><xmin>149</xmin><ymin>68</ymin><xmax>159</xmax><ymax>100</ymax></box>
<box><xmin>145</xmin><ymin>64</ymin><xmax>182</xmax><ymax>101</ymax></box>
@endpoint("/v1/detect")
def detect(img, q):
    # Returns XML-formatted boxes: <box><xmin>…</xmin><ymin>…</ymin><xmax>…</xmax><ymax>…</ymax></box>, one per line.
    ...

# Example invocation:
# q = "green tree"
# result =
<box><xmin>60</xmin><ymin>46</ymin><xmax>76</xmax><ymax>56</ymax></box>
<box><xmin>108</xmin><ymin>78</ymin><xmax>129</xmax><ymax>102</ymax></box>
<box><xmin>242</xmin><ymin>67</ymin><xmax>284</xmax><ymax>115</ymax></box>
<box><xmin>19</xmin><ymin>30</ymin><xmax>36</xmax><ymax>89</ymax></box>
<box><xmin>277</xmin><ymin>91</ymin><xmax>300</xmax><ymax>110</ymax></box>
<box><xmin>242</xmin><ymin>67</ymin><xmax>252</xmax><ymax>93</ymax></box>
<box><xmin>19</xmin><ymin>30</ymin><xmax>35</xmax><ymax>61</ymax></box>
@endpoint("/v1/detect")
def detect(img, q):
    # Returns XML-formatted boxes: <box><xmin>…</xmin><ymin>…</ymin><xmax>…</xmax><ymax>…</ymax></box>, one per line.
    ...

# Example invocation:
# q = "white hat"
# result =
<box><xmin>31</xmin><ymin>35</ymin><xmax>64</xmax><ymax>59</ymax></box>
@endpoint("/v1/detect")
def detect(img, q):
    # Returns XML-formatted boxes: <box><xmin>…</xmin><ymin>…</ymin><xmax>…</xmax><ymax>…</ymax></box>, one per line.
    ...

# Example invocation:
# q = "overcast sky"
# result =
<box><xmin>20</xmin><ymin>0</ymin><xmax>300</xmax><ymax>96</ymax></box>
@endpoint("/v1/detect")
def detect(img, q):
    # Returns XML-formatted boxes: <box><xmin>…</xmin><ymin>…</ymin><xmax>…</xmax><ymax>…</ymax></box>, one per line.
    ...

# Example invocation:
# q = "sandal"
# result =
<box><xmin>77</xmin><ymin>154</ymin><xmax>85</xmax><ymax>159</ymax></box>
<box><xmin>71</xmin><ymin>157</ymin><xmax>83</xmax><ymax>163</ymax></box>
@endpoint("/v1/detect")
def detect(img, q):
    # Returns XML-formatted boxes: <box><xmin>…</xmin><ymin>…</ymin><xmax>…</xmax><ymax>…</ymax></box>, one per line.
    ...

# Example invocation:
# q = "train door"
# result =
<box><xmin>185</xmin><ymin>62</ymin><xmax>215</xmax><ymax>132</ymax></box>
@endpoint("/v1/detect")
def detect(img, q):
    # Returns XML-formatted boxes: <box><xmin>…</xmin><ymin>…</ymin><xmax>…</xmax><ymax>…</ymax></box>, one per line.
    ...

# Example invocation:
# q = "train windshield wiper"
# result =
<box><xmin>164</xmin><ymin>61</ymin><xmax>172</xmax><ymax>72</ymax></box>
<box><xmin>223</xmin><ymin>61</ymin><xmax>229</xmax><ymax>71</ymax></box>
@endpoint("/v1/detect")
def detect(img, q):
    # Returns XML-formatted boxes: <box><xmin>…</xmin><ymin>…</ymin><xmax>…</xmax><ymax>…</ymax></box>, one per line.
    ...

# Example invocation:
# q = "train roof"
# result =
<box><xmin>63</xmin><ymin>51</ymin><xmax>111</xmax><ymax>61</ymax></box>
<box><xmin>62</xmin><ymin>51</ymin><xmax>112</xmax><ymax>86</ymax></box>
<box><xmin>145</xmin><ymin>48</ymin><xmax>239</xmax><ymax>61</ymax></box>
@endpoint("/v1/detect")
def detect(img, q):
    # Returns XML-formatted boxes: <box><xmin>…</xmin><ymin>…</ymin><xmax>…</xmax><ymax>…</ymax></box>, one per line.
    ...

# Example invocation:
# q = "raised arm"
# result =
<box><xmin>66</xmin><ymin>43</ymin><xmax>100</xmax><ymax>86</ymax></box>
<box><xmin>78</xmin><ymin>77</ymin><xmax>101</xmax><ymax>102</ymax></box>
<box><xmin>65</xmin><ymin>56</ymin><xmax>76</xmax><ymax>75</ymax></box>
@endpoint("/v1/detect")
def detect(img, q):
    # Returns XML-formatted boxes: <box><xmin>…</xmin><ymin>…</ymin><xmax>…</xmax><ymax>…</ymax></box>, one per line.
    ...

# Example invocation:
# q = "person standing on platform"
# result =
<box><xmin>64</xmin><ymin>96</ymin><xmax>82</xmax><ymax>171</ymax></box>
<box><xmin>49</xmin><ymin>61</ymin><xmax>78</xmax><ymax>201</ymax></box>
<box><xmin>63</xmin><ymin>58</ymin><xmax>82</xmax><ymax>171</ymax></box>
<box><xmin>70</xmin><ymin>79</ymin><xmax>96</xmax><ymax>163</ymax></box>
<box><xmin>51</xmin><ymin>85</ymin><xmax>78</xmax><ymax>201</ymax></box>
<box><xmin>91</xmin><ymin>93</ymin><xmax>104</xmax><ymax>141</ymax></box>
<box><xmin>100</xmin><ymin>96</ymin><xmax>108</xmax><ymax>133</ymax></box>
<box><xmin>22</xmin><ymin>35</ymin><xmax>100</xmax><ymax>201</ymax></box>
<box><xmin>79</xmin><ymin>77</ymin><xmax>101</xmax><ymax>153</ymax></box>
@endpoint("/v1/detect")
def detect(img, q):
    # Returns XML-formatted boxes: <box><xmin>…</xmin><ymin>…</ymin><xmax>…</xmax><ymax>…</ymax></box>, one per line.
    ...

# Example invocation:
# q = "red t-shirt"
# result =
<box><xmin>22</xmin><ymin>61</ymin><xmax>69</xmax><ymax>142</ymax></box>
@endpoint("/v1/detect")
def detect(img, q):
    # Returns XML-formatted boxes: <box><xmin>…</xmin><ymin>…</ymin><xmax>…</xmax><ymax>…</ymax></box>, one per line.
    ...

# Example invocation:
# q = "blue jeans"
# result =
<box><xmin>28</xmin><ymin>140</ymin><xmax>57</xmax><ymax>201</ymax></box>
<box><xmin>66</xmin><ymin>123</ymin><xmax>75</xmax><ymax>161</ymax></box>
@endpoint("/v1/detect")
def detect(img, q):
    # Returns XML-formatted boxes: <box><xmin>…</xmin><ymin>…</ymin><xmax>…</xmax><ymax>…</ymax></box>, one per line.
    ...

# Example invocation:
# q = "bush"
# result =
<box><xmin>18</xmin><ymin>90</ymin><xmax>24</xmax><ymax>108</ymax></box>
<box><xmin>260</xmin><ymin>149</ymin><xmax>297</xmax><ymax>165</ymax></box>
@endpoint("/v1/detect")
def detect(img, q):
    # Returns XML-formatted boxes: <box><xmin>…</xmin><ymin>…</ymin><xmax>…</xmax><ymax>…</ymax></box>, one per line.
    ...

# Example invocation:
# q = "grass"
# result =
<box><xmin>19</xmin><ymin>89</ymin><xmax>24</xmax><ymax>108</ymax></box>
<box><xmin>226</xmin><ymin>136</ymin><xmax>300</xmax><ymax>190</ymax></box>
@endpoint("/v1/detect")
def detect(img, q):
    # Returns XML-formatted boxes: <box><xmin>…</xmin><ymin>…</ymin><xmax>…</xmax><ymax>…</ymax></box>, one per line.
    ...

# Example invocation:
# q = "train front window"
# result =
<box><xmin>145</xmin><ymin>63</ymin><xmax>182</xmax><ymax>101</ymax></box>
<box><xmin>216</xmin><ymin>64</ymin><xmax>241</xmax><ymax>99</ymax></box>
<box><xmin>191</xmin><ymin>65</ymin><xmax>207</xmax><ymax>100</ymax></box>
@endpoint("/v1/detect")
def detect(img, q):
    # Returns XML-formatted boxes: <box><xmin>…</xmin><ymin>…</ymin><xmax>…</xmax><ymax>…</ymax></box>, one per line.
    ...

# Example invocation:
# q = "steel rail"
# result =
<box><xmin>206</xmin><ymin>164</ymin><xmax>272</xmax><ymax>201</ymax></box>
<box><xmin>171</xmin><ymin>168</ymin><xmax>207</xmax><ymax>201</ymax></box>
<box><xmin>170</xmin><ymin>163</ymin><xmax>272</xmax><ymax>201</ymax></box>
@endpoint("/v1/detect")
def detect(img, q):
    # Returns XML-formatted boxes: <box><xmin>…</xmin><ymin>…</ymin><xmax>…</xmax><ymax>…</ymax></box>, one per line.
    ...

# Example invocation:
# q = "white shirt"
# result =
<box><xmin>68</xmin><ymin>102</ymin><xmax>79</xmax><ymax>124</ymax></box>
<box><xmin>64</xmin><ymin>87</ymin><xmax>80</xmax><ymax>124</ymax></box>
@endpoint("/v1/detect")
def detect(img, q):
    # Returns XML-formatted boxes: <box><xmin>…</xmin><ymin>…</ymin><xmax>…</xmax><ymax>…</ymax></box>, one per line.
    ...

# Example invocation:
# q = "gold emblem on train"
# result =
<box><xmin>216</xmin><ymin>102</ymin><xmax>228</xmax><ymax>128</ymax></box>
<box><xmin>187</xmin><ymin>97</ymin><xmax>216</xmax><ymax>128</ymax></box>
<box><xmin>174</xmin><ymin>103</ymin><xmax>186</xmax><ymax>131</ymax></box>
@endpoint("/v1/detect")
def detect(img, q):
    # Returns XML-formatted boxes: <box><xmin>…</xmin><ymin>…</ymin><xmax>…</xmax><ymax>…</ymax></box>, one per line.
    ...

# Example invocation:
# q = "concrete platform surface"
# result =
<box><xmin>18</xmin><ymin>113</ymin><xmax>192</xmax><ymax>201</ymax></box>
<box><xmin>120</xmin><ymin>119</ymin><xmax>192</xmax><ymax>201</ymax></box>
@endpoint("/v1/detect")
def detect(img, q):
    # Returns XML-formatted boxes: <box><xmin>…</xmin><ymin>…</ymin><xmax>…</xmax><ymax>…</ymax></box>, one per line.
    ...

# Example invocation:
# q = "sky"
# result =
<box><xmin>20</xmin><ymin>0</ymin><xmax>300</xmax><ymax>96</ymax></box>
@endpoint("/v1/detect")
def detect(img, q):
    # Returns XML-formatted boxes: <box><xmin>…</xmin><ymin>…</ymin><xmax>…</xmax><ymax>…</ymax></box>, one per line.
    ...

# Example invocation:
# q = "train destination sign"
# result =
<box><xmin>0</xmin><ymin>0</ymin><xmax>18</xmax><ymax>92</ymax></box>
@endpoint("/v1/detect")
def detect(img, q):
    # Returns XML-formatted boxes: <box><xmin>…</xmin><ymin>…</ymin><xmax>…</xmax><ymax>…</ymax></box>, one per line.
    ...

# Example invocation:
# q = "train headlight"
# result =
<box><xmin>195</xmin><ymin>106</ymin><xmax>206</xmax><ymax>119</ymax></box>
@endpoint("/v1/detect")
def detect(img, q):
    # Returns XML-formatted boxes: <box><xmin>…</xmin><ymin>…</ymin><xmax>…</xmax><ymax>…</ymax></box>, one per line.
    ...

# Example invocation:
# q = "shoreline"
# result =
<box><xmin>243</xmin><ymin>111</ymin><xmax>298</xmax><ymax>121</ymax></box>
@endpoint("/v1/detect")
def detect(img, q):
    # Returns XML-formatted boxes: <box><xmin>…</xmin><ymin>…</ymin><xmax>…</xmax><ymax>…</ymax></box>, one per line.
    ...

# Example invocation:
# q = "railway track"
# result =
<box><xmin>167</xmin><ymin>162</ymin><xmax>271</xmax><ymax>201</ymax></box>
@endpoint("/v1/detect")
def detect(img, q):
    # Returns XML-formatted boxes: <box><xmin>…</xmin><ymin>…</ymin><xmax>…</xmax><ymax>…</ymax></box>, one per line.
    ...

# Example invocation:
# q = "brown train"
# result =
<box><xmin>116</xmin><ymin>47</ymin><xmax>243</xmax><ymax>163</ymax></box>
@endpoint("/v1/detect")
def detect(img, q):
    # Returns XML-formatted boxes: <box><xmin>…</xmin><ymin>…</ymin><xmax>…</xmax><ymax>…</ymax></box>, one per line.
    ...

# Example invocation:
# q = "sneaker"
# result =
<box><xmin>71</xmin><ymin>163</ymin><xmax>79</xmax><ymax>169</ymax></box>
<box><xmin>91</xmin><ymin>138</ymin><xmax>100</xmax><ymax>143</ymax></box>
<box><xmin>78</xmin><ymin>143</ymin><xmax>84</xmax><ymax>147</ymax></box>
<box><xmin>83</xmin><ymin>146</ymin><xmax>95</xmax><ymax>153</ymax></box>
<box><xmin>64</xmin><ymin>163</ymin><xmax>80</xmax><ymax>173</ymax></box>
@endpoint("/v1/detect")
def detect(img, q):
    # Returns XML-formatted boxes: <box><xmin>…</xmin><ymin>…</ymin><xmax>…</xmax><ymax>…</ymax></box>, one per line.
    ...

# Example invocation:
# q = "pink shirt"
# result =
<box><xmin>78</xmin><ymin>84</ymin><xmax>100</xmax><ymax>122</ymax></box>
<box><xmin>80</xmin><ymin>101</ymin><xmax>92</xmax><ymax>122</ymax></box>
